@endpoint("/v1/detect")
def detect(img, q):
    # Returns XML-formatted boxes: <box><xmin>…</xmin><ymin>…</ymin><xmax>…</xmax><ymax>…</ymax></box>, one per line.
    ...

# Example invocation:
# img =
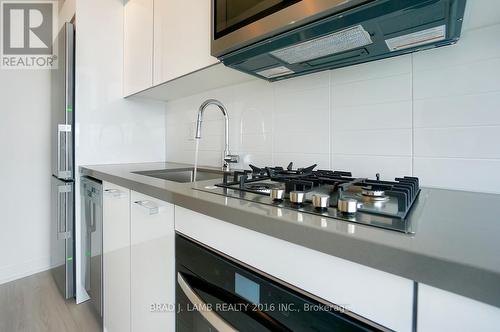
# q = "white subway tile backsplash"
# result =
<box><xmin>233</xmin><ymin>80</ymin><xmax>273</xmax><ymax>135</ymax></box>
<box><xmin>166</xmin><ymin>148</ymin><xmax>195</xmax><ymax>165</ymax></box>
<box><xmin>196</xmin><ymin>150</ymin><xmax>223</xmax><ymax>167</ymax></box>
<box><xmin>236</xmin><ymin>112</ymin><xmax>272</xmax><ymax>135</ymax></box>
<box><xmin>235</xmin><ymin>107</ymin><xmax>272</xmax><ymax>135</ymax></box>
<box><xmin>165</xmin><ymin>15</ymin><xmax>500</xmax><ymax>193</ymax></box>
<box><xmin>274</xmin><ymin>132</ymin><xmax>330</xmax><ymax>154</ymax></box>
<box><xmin>462</xmin><ymin>0</ymin><xmax>500</xmax><ymax>32</ymax></box>
<box><xmin>275</xmin><ymin>86</ymin><xmax>330</xmax><ymax>116</ymax></box>
<box><xmin>274</xmin><ymin>153</ymin><xmax>330</xmax><ymax>170</ymax></box>
<box><xmin>414</xmin><ymin>158</ymin><xmax>500</xmax><ymax>194</ymax></box>
<box><xmin>334</xmin><ymin>73</ymin><xmax>412</xmax><ymax>108</ymax></box>
<box><xmin>274</xmin><ymin>71</ymin><xmax>330</xmax><ymax>93</ymax></box>
<box><xmin>166</xmin><ymin>136</ymin><xmax>194</xmax><ymax>154</ymax></box>
<box><xmin>414</xmin><ymin>91</ymin><xmax>500</xmax><ymax>128</ymax></box>
<box><xmin>331</xmin><ymin>154</ymin><xmax>412</xmax><ymax>180</ymax></box>
<box><xmin>413</xmin><ymin>57</ymin><xmax>500</xmax><ymax>100</ymax></box>
<box><xmin>332</xmin><ymin>55</ymin><xmax>411</xmax><ymax>85</ymax></box>
<box><xmin>413</xmin><ymin>25</ymin><xmax>500</xmax><ymax>72</ymax></box>
<box><xmin>414</xmin><ymin>127</ymin><xmax>500</xmax><ymax>159</ymax></box>
<box><xmin>334</xmin><ymin>101</ymin><xmax>412</xmax><ymax>131</ymax></box>
<box><xmin>197</xmin><ymin>134</ymin><xmax>224</xmax><ymax>152</ymax></box>
<box><xmin>201</xmin><ymin>119</ymin><xmax>225</xmax><ymax>135</ymax></box>
<box><xmin>239</xmin><ymin>133</ymin><xmax>272</xmax><ymax>153</ymax></box>
<box><xmin>275</xmin><ymin>111</ymin><xmax>330</xmax><ymax>134</ymax></box>
<box><xmin>332</xmin><ymin>129</ymin><xmax>412</xmax><ymax>157</ymax></box>
<box><xmin>166</xmin><ymin>122</ymin><xmax>191</xmax><ymax>140</ymax></box>
<box><xmin>237</xmin><ymin>152</ymin><xmax>273</xmax><ymax>170</ymax></box>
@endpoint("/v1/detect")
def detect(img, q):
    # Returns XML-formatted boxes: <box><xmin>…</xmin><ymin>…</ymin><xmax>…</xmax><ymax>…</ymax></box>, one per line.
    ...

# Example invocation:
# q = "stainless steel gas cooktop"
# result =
<box><xmin>195</xmin><ymin>163</ymin><xmax>422</xmax><ymax>234</ymax></box>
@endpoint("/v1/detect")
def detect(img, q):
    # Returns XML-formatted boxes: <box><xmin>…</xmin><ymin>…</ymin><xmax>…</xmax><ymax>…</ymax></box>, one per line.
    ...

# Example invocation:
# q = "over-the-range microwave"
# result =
<box><xmin>211</xmin><ymin>0</ymin><xmax>467</xmax><ymax>81</ymax></box>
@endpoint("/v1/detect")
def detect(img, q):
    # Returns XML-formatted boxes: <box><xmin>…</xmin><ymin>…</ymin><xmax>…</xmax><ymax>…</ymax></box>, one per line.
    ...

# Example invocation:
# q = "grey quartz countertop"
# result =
<box><xmin>80</xmin><ymin>162</ymin><xmax>500</xmax><ymax>309</ymax></box>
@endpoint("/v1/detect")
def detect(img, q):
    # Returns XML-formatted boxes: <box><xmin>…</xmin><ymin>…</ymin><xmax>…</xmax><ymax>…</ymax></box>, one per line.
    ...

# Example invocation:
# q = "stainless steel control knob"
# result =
<box><xmin>290</xmin><ymin>191</ymin><xmax>306</xmax><ymax>205</ymax></box>
<box><xmin>312</xmin><ymin>194</ymin><xmax>330</xmax><ymax>210</ymax></box>
<box><xmin>337</xmin><ymin>198</ymin><xmax>362</xmax><ymax>214</ymax></box>
<box><xmin>270</xmin><ymin>188</ymin><xmax>285</xmax><ymax>201</ymax></box>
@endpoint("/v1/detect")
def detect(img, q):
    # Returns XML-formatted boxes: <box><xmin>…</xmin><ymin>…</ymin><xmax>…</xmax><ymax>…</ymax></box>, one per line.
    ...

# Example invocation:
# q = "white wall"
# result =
<box><xmin>74</xmin><ymin>0</ymin><xmax>165</xmax><ymax>302</ymax></box>
<box><xmin>165</xmin><ymin>1</ymin><xmax>500</xmax><ymax>194</ymax></box>
<box><xmin>0</xmin><ymin>0</ymin><xmax>166</xmax><ymax>286</ymax></box>
<box><xmin>0</xmin><ymin>0</ymin><xmax>77</xmax><ymax>287</ymax></box>
<box><xmin>0</xmin><ymin>71</ymin><xmax>52</xmax><ymax>284</ymax></box>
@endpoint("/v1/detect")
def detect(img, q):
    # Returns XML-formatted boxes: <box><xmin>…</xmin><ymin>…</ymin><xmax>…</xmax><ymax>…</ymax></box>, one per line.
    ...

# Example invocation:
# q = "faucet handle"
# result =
<box><xmin>224</xmin><ymin>154</ymin><xmax>239</xmax><ymax>163</ymax></box>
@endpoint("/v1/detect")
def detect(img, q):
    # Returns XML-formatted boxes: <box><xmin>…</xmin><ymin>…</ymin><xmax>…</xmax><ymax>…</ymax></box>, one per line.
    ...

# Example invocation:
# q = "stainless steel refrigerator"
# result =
<box><xmin>51</xmin><ymin>22</ymin><xmax>75</xmax><ymax>299</ymax></box>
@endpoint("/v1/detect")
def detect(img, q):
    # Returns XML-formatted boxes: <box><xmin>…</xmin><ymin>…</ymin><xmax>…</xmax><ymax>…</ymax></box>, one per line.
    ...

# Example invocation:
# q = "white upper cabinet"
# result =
<box><xmin>124</xmin><ymin>0</ymin><xmax>154</xmax><ymax>96</ymax></box>
<box><xmin>153</xmin><ymin>0</ymin><xmax>218</xmax><ymax>85</ymax></box>
<box><xmin>123</xmin><ymin>0</ymin><xmax>220</xmax><ymax>96</ymax></box>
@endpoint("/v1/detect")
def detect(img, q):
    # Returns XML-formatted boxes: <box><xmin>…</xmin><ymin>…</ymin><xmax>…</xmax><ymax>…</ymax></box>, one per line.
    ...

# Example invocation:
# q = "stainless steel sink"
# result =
<box><xmin>133</xmin><ymin>167</ymin><xmax>224</xmax><ymax>183</ymax></box>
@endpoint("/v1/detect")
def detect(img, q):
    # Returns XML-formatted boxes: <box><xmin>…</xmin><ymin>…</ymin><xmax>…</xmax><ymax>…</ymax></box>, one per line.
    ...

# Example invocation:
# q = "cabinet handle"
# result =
<box><xmin>104</xmin><ymin>189</ymin><xmax>126</xmax><ymax>198</ymax></box>
<box><xmin>134</xmin><ymin>200</ymin><xmax>159</xmax><ymax>215</ymax></box>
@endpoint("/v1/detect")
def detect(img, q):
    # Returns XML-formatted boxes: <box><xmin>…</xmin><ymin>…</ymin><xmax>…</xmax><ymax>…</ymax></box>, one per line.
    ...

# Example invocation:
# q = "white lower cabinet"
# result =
<box><xmin>103</xmin><ymin>182</ymin><xmax>131</xmax><ymax>332</ymax></box>
<box><xmin>103</xmin><ymin>184</ymin><xmax>175</xmax><ymax>332</ymax></box>
<box><xmin>130</xmin><ymin>190</ymin><xmax>175</xmax><ymax>332</ymax></box>
<box><xmin>418</xmin><ymin>284</ymin><xmax>500</xmax><ymax>331</ymax></box>
<box><xmin>175</xmin><ymin>206</ymin><xmax>414</xmax><ymax>332</ymax></box>
<box><xmin>103</xmin><ymin>188</ymin><xmax>500</xmax><ymax>332</ymax></box>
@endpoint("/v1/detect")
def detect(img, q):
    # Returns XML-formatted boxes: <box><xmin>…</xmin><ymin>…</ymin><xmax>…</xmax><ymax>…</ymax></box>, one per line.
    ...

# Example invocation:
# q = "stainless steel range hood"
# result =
<box><xmin>212</xmin><ymin>0</ymin><xmax>467</xmax><ymax>81</ymax></box>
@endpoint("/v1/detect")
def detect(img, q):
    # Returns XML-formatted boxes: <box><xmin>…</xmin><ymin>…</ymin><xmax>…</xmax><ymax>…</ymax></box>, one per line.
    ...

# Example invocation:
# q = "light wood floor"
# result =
<box><xmin>0</xmin><ymin>271</ymin><xmax>102</xmax><ymax>332</ymax></box>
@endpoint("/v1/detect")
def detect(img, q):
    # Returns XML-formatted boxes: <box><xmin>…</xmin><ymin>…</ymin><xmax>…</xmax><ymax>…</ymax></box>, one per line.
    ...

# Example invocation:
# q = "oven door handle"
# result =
<box><xmin>177</xmin><ymin>272</ymin><xmax>292</xmax><ymax>332</ymax></box>
<box><xmin>177</xmin><ymin>272</ymin><xmax>238</xmax><ymax>332</ymax></box>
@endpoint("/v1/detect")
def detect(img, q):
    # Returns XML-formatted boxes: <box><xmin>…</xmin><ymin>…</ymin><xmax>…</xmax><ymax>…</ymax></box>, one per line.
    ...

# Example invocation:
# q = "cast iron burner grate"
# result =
<box><xmin>244</xmin><ymin>183</ymin><xmax>282</xmax><ymax>194</ymax></box>
<box><xmin>216</xmin><ymin>162</ymin><xmax>421</xmax><ymax>221</ymax></box>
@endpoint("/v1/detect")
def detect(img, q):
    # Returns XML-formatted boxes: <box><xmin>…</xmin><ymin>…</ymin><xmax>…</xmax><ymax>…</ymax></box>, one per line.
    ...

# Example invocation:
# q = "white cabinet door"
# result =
<box><xmin>124</xmin><ymin>0</ymin><xmax>154</xmax><ymax>96</ymax></box>
<box><xmin>103</xmin><ymin>182</ymin><xmax>131</xmax><ymax>332</ymax></box>
<box><xmin>418</xmin><ymin>284</ymin><xmax>500</xmax><ymax>331</ymax></box>
<box><xmin>131</xmin><ymin>191</ymin><xmax>175</xmax><ymax>332</ymax></box>
<box><xmin>153</xmin><ymin>0</ymin><xmax>218</xmax><ymax>85</ymax></box>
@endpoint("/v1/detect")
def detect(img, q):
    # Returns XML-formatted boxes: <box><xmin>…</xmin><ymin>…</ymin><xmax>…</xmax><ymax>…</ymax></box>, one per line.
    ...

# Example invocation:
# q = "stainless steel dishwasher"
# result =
<box><xmin>81</xmin><ymin>176</ymin><xmax>103</xmax><ymax>320</ymax></box>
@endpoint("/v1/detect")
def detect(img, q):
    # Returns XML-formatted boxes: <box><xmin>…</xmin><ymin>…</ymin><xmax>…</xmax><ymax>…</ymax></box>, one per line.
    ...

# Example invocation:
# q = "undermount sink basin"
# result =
<box><xmin>133</xmin><ymin>167</ymin><xmax>225</xmax><ymax>183</ymax></box>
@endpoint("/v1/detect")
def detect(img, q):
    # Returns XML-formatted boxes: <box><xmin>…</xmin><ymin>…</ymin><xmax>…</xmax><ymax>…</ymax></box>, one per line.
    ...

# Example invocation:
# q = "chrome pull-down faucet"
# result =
<box><xmin>195</xmin><ymin>99</ymin><xmax>239</xmax><ymax>172</ymax></box>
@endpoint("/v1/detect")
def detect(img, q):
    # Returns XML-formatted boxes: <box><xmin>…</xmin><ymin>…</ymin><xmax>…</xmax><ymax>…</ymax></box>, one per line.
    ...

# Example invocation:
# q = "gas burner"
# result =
<box><xmin>244</xmin><ymin>183</ymin><xmax>282</xmax><ymax>194</ymax></box>
<box><xmin>207</xmin><ymin>162</ymin><xmax>421</xmax><ymax>233</ymax></box>
<box><xmin>360</xmin><ymin>187</ymin><xmax>389</xmax><ymax>202</ymax></box>
<box><xmin>361</xmin><ymin>188</ymin><xmax>386</xmax><ymax>197</ymax></box>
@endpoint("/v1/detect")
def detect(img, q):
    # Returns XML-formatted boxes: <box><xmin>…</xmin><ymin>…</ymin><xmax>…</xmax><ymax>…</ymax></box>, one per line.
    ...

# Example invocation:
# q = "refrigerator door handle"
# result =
<box><xmin>90</xmin><ymin>202</ymin><xmax>96</xmax><ymax>232</ymax></box>
<box><xmin>57</xmin><ymin>124</ymin><xmax>72</xmax><ymax>179</ymax></box>
<box><xmin>56</xmin><ymin>185</ymin><xmax>61</xmax><ymax>237</ymax></box>
<box><xmin>57</xmin><ymin>183</ymin><xmax>72</xmax><ymax>240</ymax></box>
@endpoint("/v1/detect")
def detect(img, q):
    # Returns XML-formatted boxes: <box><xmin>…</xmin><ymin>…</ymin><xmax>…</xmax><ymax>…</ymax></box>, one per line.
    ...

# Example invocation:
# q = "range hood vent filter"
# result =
<box><xmin>270</xmin><ymin>25</ymin><xmax>373</xmax><ymax>65</ymax></box>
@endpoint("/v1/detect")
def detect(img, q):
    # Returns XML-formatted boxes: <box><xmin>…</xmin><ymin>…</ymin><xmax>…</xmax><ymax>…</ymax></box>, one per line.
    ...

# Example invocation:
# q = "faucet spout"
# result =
<box><xmin>195</xmin><ymin>99</ymin><xmax>238</xmax><ymax>171</ymax></box>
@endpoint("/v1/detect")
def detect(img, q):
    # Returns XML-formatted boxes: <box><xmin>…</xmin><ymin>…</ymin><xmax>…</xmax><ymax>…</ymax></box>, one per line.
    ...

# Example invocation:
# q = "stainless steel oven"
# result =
<box><xmin>176</xmin><ymin>234</ymin><xmax>387</xmax><ymax>331</ymax></box>
<box><xmin>211</xmin><ymin>0</ymin><xmax>370</xmax><ymax>57</ymax></box>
